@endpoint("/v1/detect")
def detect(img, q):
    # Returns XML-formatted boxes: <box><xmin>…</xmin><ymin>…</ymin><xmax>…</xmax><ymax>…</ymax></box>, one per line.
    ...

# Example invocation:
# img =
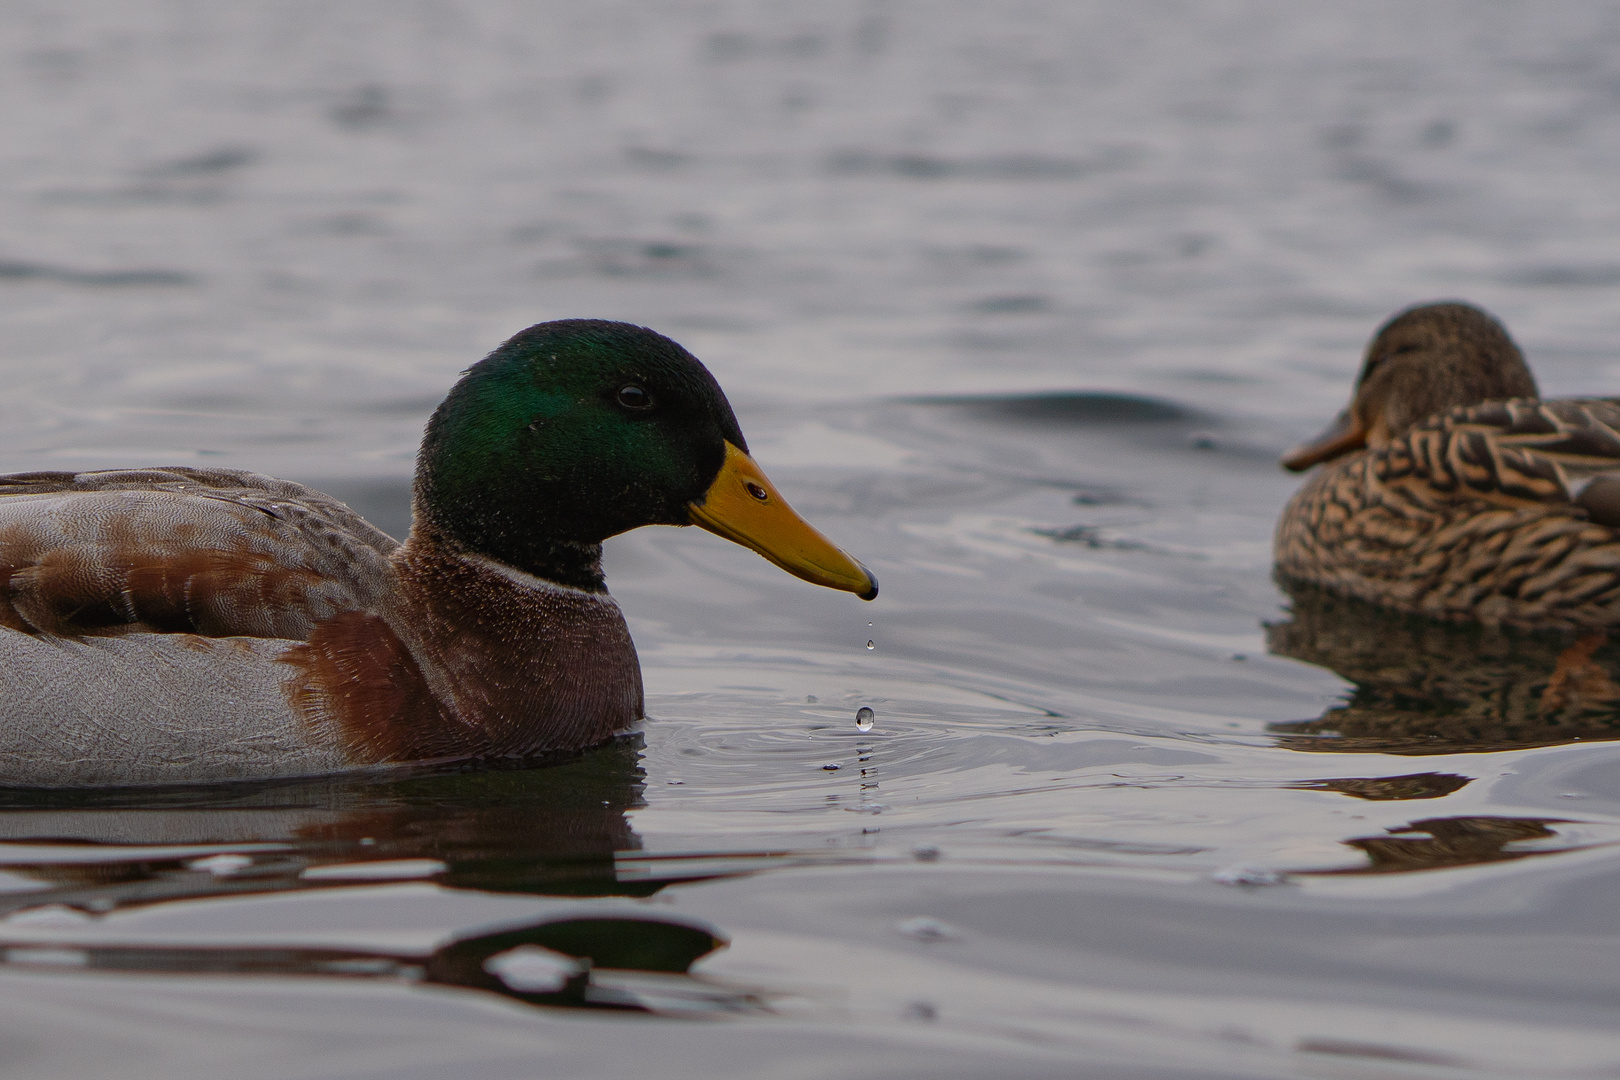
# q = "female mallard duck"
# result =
<box><xmin>1276</xmin><ymin>300</ymin><xmax>1620</xmax><ymax>631</ymax></box>
<box><xmin>0</xmin><ymin>320</ymin><xmax>875</xmax><ymax>786</ymax></box>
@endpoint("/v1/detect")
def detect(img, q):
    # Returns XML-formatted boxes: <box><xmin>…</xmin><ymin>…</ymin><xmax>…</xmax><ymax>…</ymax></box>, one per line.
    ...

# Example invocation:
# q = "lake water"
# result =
<box><xmin>3</xmin><ymin>2</ymin><xmax>1620</xmax><ymax>1076</ymax></box>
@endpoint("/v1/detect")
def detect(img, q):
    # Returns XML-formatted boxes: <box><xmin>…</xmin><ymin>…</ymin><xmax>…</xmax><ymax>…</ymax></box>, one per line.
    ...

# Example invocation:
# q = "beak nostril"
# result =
<box><xmin>689</xmin><ymin>444</ymin><xmax>874</xmax><ymax>597</ymax></box>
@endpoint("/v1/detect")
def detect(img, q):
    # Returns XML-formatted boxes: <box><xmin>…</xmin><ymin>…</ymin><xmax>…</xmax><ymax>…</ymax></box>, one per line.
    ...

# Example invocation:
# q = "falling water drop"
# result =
<box><xmin>866</xmin><ymin>639</ymin><xmax>875</xmax><ymax>650</ymax></box>
<box><xmin>855</xmin><ymin>706</ymin><xmax>875</xmax><ymax>732</ymax></box>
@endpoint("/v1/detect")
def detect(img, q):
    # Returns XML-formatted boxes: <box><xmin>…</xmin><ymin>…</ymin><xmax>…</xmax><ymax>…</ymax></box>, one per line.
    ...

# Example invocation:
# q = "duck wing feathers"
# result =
<box><xmin>1275</xmin><ymin>398</ymin><xmax>1620</xmax><ymax>629</ymax></box>
<box><xmin>1379</xmin><ymin>397</ymin><xmax>1620</xmax><ymax>510</ymax></box>
<box><xmin>0</xmin><ymin>467</ymin><xmax>399</xmax><ymax>640</ymax></box>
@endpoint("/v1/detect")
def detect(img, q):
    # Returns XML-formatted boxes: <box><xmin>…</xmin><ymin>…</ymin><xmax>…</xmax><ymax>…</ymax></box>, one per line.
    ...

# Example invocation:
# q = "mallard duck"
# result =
<box><xmin>1276</xmin><ymin>300</ymin><xmax>1620</xmax><ymax>631</ymax></box>
<box><xmin>0</xmin><ymin>320</ymin><xmax>876</xmax><ymax>786</ymax></box>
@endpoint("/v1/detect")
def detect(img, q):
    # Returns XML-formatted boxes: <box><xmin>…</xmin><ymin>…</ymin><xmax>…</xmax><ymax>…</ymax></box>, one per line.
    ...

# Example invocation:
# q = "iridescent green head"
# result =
<box><xmin>414</xmin><ymin>320</ymin><xmax>876</xmax><ymax>599</ymax></box>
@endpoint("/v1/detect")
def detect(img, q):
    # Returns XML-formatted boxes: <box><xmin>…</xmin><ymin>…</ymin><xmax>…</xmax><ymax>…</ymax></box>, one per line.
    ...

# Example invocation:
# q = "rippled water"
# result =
<box><xmin>5</xmin><ymin>2</ymin><xmax>1620</xmax><ymax>1076</ymax></box>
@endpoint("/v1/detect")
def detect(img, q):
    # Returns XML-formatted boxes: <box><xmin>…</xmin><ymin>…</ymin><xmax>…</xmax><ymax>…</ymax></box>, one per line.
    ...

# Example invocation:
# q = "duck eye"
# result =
<box><xmin>616</xmin><ymin>385</ymin><xmax>654</xmax><ymax>411</ymax></box>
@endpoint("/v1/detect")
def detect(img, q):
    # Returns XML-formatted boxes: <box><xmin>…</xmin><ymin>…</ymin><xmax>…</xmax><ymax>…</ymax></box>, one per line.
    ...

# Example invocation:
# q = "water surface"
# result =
<box><xmin>3</xmin><ymin>3</ymin><xmax>1620</xmax><ymax>1076</ymax></box>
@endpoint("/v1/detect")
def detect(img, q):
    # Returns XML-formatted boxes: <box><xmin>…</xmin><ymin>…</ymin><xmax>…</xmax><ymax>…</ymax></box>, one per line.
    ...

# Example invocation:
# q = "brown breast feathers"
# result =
<box><xmin>284</xmin><ymin>544</ymin><xmax>644</xmax><ymax>764</ymax></box>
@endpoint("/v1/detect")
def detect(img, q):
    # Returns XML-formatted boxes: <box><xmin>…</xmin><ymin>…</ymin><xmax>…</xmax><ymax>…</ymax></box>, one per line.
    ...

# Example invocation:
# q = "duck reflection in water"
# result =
<box><xmin>1306</xmin><ymin>815</ymin><xmax>1589</xmax><ymax>876</ymax></box>
<box><xmin>0</xmin><ymin>737</ymin><xmax>654</xmax><ymax>903</ymax></box>
<box><xmin>0</xmin><ymin>911</ymin><xmax>740</xmax><ymax>1014</ymax></box>
<box><xmin>1268</xmin><ymin>583</ymin><xmax>1620</xmax><ymax>752</ymax></box>
<box><xmin>0</xmin><ymin>739</ymin><xmax>777</xmax><ymax>1013</ymax></box>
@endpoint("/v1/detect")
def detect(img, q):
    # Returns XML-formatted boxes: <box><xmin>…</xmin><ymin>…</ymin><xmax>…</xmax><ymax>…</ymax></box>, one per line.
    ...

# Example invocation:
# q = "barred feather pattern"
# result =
<box><xmin>1275</xmin><ymin>398</ymin><xmax>1620</xmax><ymax>629</ymax></box>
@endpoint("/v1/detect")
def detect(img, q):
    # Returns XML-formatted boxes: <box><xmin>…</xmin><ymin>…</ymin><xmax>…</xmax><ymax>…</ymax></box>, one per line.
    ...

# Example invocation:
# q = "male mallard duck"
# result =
<box><xmin>0</xmin><ymin>320</ymin><xmax>875</xmax><ymax>786</ymax></box>
<box><xmin>1275</xmin><ymin>300</ymin><xmax>1620</xmax><ymax>631</ymax></box>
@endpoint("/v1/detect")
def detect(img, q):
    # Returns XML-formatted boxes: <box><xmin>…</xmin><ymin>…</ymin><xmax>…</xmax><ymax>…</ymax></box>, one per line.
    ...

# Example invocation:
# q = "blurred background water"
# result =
<box><xmin>5</xmin><ymin>2</ymin><xmax>1620</xmax><ymax>1077</ymax></box>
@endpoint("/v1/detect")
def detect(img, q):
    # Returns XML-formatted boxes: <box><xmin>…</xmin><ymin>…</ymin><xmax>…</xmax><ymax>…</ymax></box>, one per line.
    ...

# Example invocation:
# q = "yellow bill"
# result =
<box><xmin>688</xmin><ymin>442</ymin><xmax>878</xmax><ymax>600</ymax></box>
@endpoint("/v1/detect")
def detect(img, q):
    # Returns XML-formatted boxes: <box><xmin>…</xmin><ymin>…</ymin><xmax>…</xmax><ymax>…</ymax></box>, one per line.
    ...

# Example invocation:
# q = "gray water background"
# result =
<box><xmin>3</xmin><ymin>2</ymin><xmax>1620</xmax><ymax>1076</ymax></box>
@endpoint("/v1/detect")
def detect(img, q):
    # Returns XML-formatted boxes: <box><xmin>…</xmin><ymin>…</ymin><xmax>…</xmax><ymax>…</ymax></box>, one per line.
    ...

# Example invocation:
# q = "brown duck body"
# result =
<box><xmin>1277</xmin><ymin>397</ymin><xmax>1620</xmax><ymax>628</ymax></box>
<box><xmin>0</xmin><ymin>467</ymin><xmax>641</xmax><ymax>785</ymax></box>
<box><xmin>1276</xmin><ymin>302</ymin><xmax>1620</xmax><ymax>630</ymax></box>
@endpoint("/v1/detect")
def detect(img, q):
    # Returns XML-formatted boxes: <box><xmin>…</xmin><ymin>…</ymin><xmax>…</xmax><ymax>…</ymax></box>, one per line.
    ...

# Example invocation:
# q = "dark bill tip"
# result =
<box><xmin>857</xmin><ymin>567</ymin><xmax>878</xmax><ymax>601</ymax></box>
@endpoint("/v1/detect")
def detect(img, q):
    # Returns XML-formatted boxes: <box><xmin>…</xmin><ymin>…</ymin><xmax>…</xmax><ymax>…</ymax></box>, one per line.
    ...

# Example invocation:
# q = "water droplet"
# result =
<box><xmin>866</xmin><ymin>639</ymin><xmax>875</xmax><ymax>650</ymax></box>
<box><xmin>855</xmin><ymin>706</ymin><xmax>875</xmax><ymax>731</ymax></box>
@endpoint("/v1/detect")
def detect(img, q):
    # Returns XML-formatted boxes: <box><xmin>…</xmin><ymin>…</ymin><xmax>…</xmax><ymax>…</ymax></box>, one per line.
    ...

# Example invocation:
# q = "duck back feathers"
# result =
<box><xmin>1277</xmin><ymin>396</ymin><xmax>1620</xmax><ymax>629</ymax></box>
<box><xmin>0</xmin><ymin>468</ymin><xmax>397</xmax><ymax>639</ymax></box>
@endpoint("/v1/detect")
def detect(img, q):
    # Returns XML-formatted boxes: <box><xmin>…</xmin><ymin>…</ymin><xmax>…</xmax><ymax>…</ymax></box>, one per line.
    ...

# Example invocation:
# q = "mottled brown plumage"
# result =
<box><xmin>1276</xmin><ymin>301</ymin><xmax>1620</xmax><ymax>630</ymax></box>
